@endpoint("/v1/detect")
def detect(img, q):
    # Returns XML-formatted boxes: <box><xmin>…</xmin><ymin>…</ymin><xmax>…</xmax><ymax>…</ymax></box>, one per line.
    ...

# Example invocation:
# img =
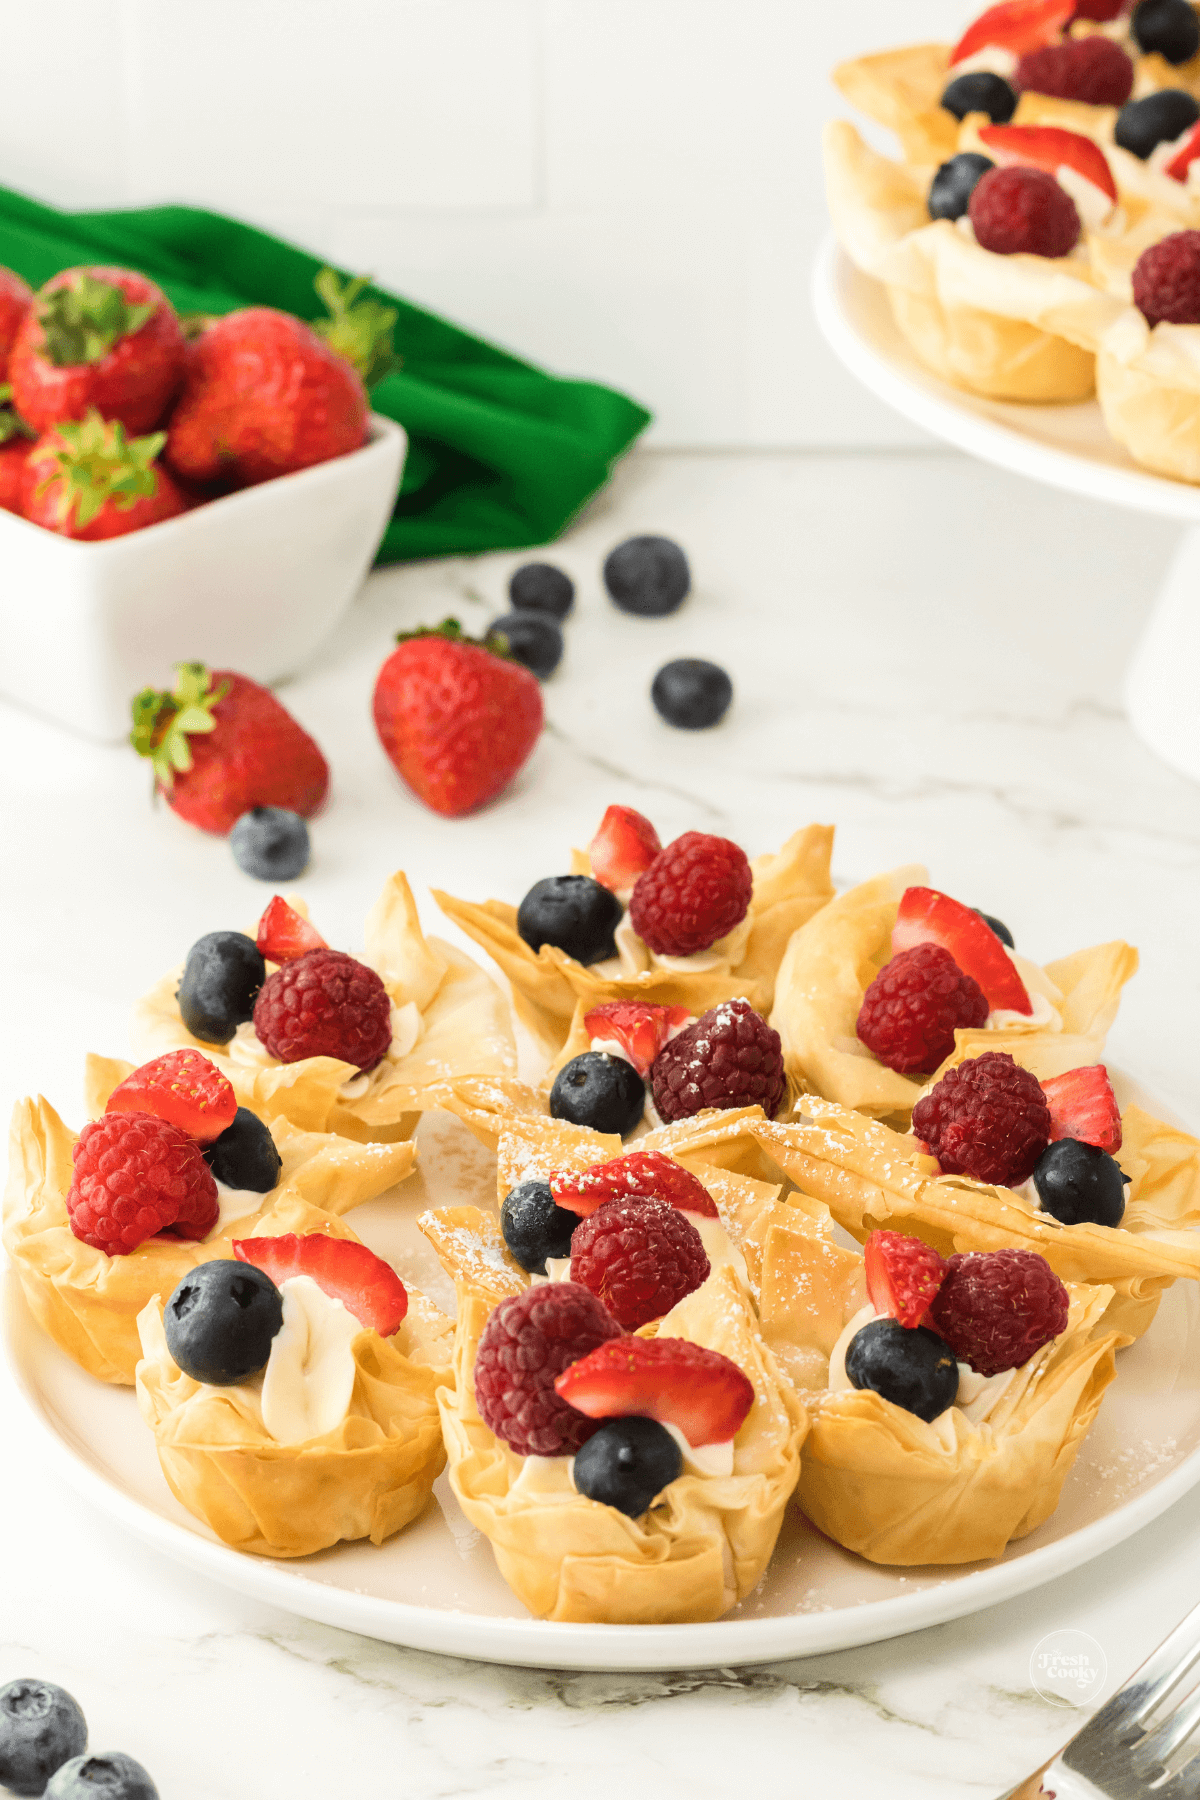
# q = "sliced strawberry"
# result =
<box><xmin>1041</xmin><ymin>1065</ymin><xmax>1122</xmax><ymax>1152</ymax></box>
<box><xmin>864</xmin><ymin>1230</ymin><xmax>948</xmax><ymax>1328</ymax></box>
<box><xmin>550</xmin><ymin>1149</ymin><xmax>719</xmax><ymax>1219</ymax></box>
<box><xmin>256</xmin><ymin>895</ymin><xmax>328</xmax><ymax>964</ymax></box>
<box><xmin>892</xmin><ymin>887</ymin><xmax>1032</xmax><ymax>1015</ymax></box>
<box><xmin>587</xmin><ymin>804</ymin><xmax>662</xmax><ymax>892</ymax></box>
<box><xmin>584</xmin><ymin>999</ymin><xmax>692</xmax><ymax>1076</ymax></box>
<box><xmin>979</xmin><ymin>123</ymin><xmax>1118</xmax><ymax>204</ymax></box>
<box><xmin>233</xmin><ymin>1231</ymin><xmax>407</xmax><ymax>1333</ymax></box>
<box><xmin>555</xmin><ymin>1334</ymin><xmax>754</xmax><ymax>1445</ymax></box>
<box><xmin>951</xmin><ymin>0</ymin><xmax>1074</xmax><ymax>64</ymax></box>
<box><xmin>1164</xmin><ymin>121</ymin><xmax>1200</xmax><ymax>183</ymax></box>
<box><xmin>105</xmin><ymin>1049</ymin><xmax>237</xmax><ymax>1144</ymax></box>
<box><xmin>1071</xmin><ymin>0</ymin><xmax>1125</xmax><ymax>17</ymax></box>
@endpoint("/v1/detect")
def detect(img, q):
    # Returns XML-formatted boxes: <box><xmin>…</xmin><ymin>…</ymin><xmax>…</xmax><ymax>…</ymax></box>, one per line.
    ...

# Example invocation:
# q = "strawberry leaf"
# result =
<box><xmin>312</xmin><ymin>266</ymin><xmax>399</xmax><ymax>387</ymax></box>
<box><xmin>29</xmin><ymin>411</ymin><xmax>166</xmax><ymax>529</ymax></box>
<box><xmin>129</xmin><ymin>662</ymin><xmax>229</xmax><ymax>790</ymax></box>
<box><xmin>393</xmin><ymin>616</ymin><xmax>517</xmax><ymax>661</ymax></box>
<box><xmin>36</xmin><ymin>274</ymin><xmax>156</xmax><ymax>368</ymax></box>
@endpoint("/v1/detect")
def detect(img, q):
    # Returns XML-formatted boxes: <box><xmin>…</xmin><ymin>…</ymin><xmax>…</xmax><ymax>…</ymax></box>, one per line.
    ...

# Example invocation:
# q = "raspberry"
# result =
<box><xmin>252</xmin><ymin>947</ymin><xmax>392</xmax><ymax>1073</ymax></box>
<box><xmin>569</xmin><ymin>1196</ymin><xmax>710</xmax><ymax>1330</ymax></box>
<box><xmin>650</xmin><ymin>997</ymin><xmax>786</xmax><ymax>1123</ymax></box>
<box><xmin>67</xmin><ymin>1111</ymin><xmax>218</xmax><ymax>1254</ymax></box>
<box><xmin>969</xmin><ymin>165</ymin><xmax>1081</xmax><ymax>258</ymax></box>
<box><xmin>1133</xmin><ymin>230</ymin><xmax>1200</xmax><ymax>327</ymax></box>
<box><xmin>857</xmin><ymin>943</ymin><xmax>989</xmax><ymax>1075</ymax></box>
<box><xmin>929</xmin><ymin>1247</ymin><xmax>1069</xmax><ymax>1376</ymax></box>
<box><xmin>629</xmin><ymin>831</ymin><xmax>753</xmax><ymax>957</ymax></box>
<box><xmin>1016</xmin><ymin>37</ymin><xmax>1133</xmax><ymax>105</ymax></box>
<box><xmin>473</xmin><ymin>1282</ymin><xmax>622</xmax><ymax>1456</ymax></box>
<box><xmin>912</xmin><ymin>1051</ymin><xmax>1052</xmax><ymax>1187</ymax></box>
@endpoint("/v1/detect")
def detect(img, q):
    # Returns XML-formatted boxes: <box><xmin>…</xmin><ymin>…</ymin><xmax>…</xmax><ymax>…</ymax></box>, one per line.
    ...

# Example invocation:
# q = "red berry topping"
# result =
<box><xmin>928</xmin><ymin>1247</ymin><xmax>1069</xmax><ymax>1375</ymax></box>
<box><xmin>969</xmin><ymin>165</ymin><xmax>1081</xmax><ymax>258</ymax></box>
<box><xmin>1071</xmin><ymin>0</ymin><xmax>1124</xmax><ymax>17</ymax></box>
<box><xmin>629</xmin><ymin>831</ymin><xmax>753</xmax><ymax>957</ymax></box>
<box><xmin>1163</xmin><ymin>122</ymin><xmax>1200</xmax><ymax>184</ymax></box>
<box><xmin>569</xmin><ymin>1196</ymin><xmax>710</xmax><ymax>1331</ymax></box>
<box><xmin>234</xmin><ymin>1231</ymin><xmax>407</xmax><ymax>1334</ymax></box>
<box><xmin>550</xmin><ymin>1149</ymin><xmax>719</xmax><ymax>1219</ymax></box>
<box><xmin>1041</xmin><ymin>1064</ymin><xmax>1123</xmax><ymax>1153</ymax></box>
<box><xmin>105</xmin><ymin>1049</ymin><xmax>237</xmax><ymax>1144</ymax></box>
<box><xmin>979</xmin><ymin>123</ymin><xmax>1118</xmax><ymax>206</ymax></box>
<box><xmin>556</xmin><ymin>1335</ymin><xmax>754</xmax><ymax>1446</ymax></box>
<box><xmin>587</xmin><ymin>804</ymin><xmax>662</xmax><ymax>892</ymax></box>
<box><xmin>952</xmin><ymin>0</ymin><xmax>1074</xmax><ymax>63</ymax></box>
<box><xmin>650</xmin><ymin>997</ymin><xmax>786</xmax><ymax>1123</ymax></box>
<box><xmin>256</xmin><ymin>895</ymin><xmax>328</xmax><ymax>965</ymax></box>
<box><xmin>857</xmin><ymin>943</ymin><xmax>989</xmax><ymax>1075</ymax></box>
<box><xmin>1016</xmin><ymin>36</ymin><xmax>1133</xmax><ymax>104</ymax></box>
<box><xmin>473</xmin><ymin>1282</ymin><xmax>623</xmax><ymax>1456</ymax></box>
<box><xmin>892</xmin><ymin>886</ymin><xmax>1030</xmax><ymax>1014</ymax></box>
<box><xmin>912</xmin><ymin>1051</ymin><xmax>1052</xmax><ymax>1187</ymax></box>
<box><xmin>1133</xmin><ymin>231</ymin><xmax>1200</xmax><ymax>327</ymax></box>
<box><xmin>583</xmin><ymin>999</ymin><xmax>692</xmax><ymax>1076</ymax></box>
<box><xmin>864</xmin><ymin>1230</ymin><xmax>948</xmax><ymax>1328</ymax></box>
<box><xmin>67</xmin><ymin>1112</ymin><xmax>218</xmax><ymax>1254</ymax></box>
<box><xmin>252</xmin><ymin>948</ymin><xmax>392</xmax><ymax>1073</ymax></box>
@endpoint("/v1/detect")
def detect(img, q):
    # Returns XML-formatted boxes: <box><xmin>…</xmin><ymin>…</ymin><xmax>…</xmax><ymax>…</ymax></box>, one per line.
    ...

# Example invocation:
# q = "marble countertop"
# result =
<box><xmin>3</xmin><ymin>444</ymin><xmax>1199</xmax><ymax>1799</ymax></box>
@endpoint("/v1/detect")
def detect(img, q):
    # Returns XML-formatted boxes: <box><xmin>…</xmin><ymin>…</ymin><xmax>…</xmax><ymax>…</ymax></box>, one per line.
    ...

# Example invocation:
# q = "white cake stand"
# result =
<box><xmin>812</xmin><ymin>234</ymin><xmax>1200</xmax><ymax>784</ymax></box>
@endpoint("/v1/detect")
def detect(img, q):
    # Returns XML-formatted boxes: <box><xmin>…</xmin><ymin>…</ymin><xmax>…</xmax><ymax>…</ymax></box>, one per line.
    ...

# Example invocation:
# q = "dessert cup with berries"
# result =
<box><xmin>1085</xmin><ymin>225</ymin><xmax>1200</xmax><ymax>477</ymax></box>
<box><xmin>2</xmin><ymin>1050</ymin><xmax>415</xmax><ymax>1385</ymax></box>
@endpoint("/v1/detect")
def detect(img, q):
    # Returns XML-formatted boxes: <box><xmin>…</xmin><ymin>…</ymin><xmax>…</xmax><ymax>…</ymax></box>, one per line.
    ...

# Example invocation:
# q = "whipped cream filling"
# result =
<box><xmin>213</xmin><ymin>1180</ymin><xmax>267</xmax><ymax>1230</ymax></box>
<box><xmin>986</xmin><ymin>949</ymin><xmax>1064</xmax><ymax>1031</ymax></box>
<box><xmin>226</xmin><ymin>996</ymin><xmax>423</xmax><ymax>1099</ymax></box>
<box><xmin>513</xmin><ymin>1403</ymin><xmax>736</xmax><ymax>1491</ymax></box>
<box><xmin>591</xmin><ymin>912</ymin><xmax>752</xmax><ymax>981</ymax></box>
<box><xmin>1055</xmin><ymin>163</ymin><xmax>1116</xmax><ymax>230</ymax></box>
<box><xmin>951</xmin><ymin>46</ymin><xmax>1018</xmax><ymax>77</ymax></box>
<box><xmin>828</xmin><ymin>1303</ymin><xmax>1014</xmax><ymax>1430</ymax></box>
<box><xmin>225</xmin><ymin>1275</ymin><xmax>360</xmax><ymax>1446</ymax></box>
<box><xmin>1148</xmin><ymin>124</ymin><xmax>1200</xmax><ymax>177</ymax></box>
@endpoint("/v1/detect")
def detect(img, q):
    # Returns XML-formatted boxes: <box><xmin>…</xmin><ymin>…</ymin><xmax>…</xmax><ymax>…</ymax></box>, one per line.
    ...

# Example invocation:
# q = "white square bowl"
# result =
<box><xmin>0</xmin><ymin>413</ymin><xmax>407</xmax><ymax>741</ymax></box>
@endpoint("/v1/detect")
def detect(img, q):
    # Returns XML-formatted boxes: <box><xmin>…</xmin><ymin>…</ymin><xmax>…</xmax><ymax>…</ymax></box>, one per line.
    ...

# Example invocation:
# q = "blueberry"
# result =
<box><xmin>651</xmin><ymin>658</ymin><xmax>733</xmax><ymax>729</ymax></box>
<box><xmin>229</xmin><ymin>807</ymin><xmax>310</xmax><ymax>881</ymax></box>
<box><xmin>603</xmin><ymin>535</ymin><xmax>690</xmax><ymax>617</ymax></box>
<box><xmin>1115</xmin><ymin>87</ymin><xmax>1199</xmax><ymax>158</ymax></box>
<box><xmin>509</xmin><ymin>561</ymin><xmax>575</xmax><ymax>620</ymax></box>
<box><xmin>845</xmin><ymin>1319</ymin><xmax>959</xmax><ymax>1422</ymax></box>
<box><xmin>573</xmin><ymin>1416</ymin><xmax>683</xmax><ymax>1517</ymax></box>
<box><xmin>928</xmin><ymin>152</ymin><xmax>995</xmax><ymax>222</ymax></box>
<box><xmin>202</xmin><ymin>1107</ymin><xmax>282</xmax><ymax>1194</ymax></box>
<box><xmin>1133</xmin><ymin>0</ymin><xmax>1200</xmax><ymax>63</ymax></box>
<box><xmin>176</xmin><ymin>931</ymin><xmax>265</xmax><ymax>1045</ymax></box>
<box><xmin>550</xmin><ymin>1051</ymin><xmax>645</xmax><ymax>1137</ymax></box>
<box><xmin>0</xmin><ymin>1681</ymin><xmax>87</xmax><ymax>1797</ymax></box>
<box><xmin>940</xmin><ymin>71</ymin><xmax>1016</xmax><ymax>124</ymax></box>
<box><xmin>164</xmin><ymin>1259</ymin><xmax>283</xmax><ymax>1385</ymax></box>
<box><xmin>500</xmin><ymin>1179</ymin><xmax>578</xmax><ymax>1274</ymax></box>
<box><xmin>974</xmin><ymin>908</ymin><xmax>1015</xmax><ymax>948</ymax></box>
<box><xmin>45</xmin><ymin>1752</ymin><xmax>158</xmax><ymax>1800</ymax></box>
<box><xmin>1033</xmin><ymin>1138</ymin><xmax>1127</xmax><ymax>1228</ymax></box>
<box><xmin>488</xmin><ymin>610</ymin><xmax>564</xmax><ymax>680</ymax></box>
<box><xmin>516</xmin><ymin>875</ymin><xmax>622</xmax><ymax>965</ymax></box>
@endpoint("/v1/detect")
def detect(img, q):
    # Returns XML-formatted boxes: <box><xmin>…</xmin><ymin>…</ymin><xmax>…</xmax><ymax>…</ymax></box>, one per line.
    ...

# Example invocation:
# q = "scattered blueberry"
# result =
<box><xmin>603</xmin><ymin>535</ymin><xmax>691</xmax><ymax>617</ymax></box>
<box><xmin>550</xmin><ymin>1051</ymin><xmax>646</xmax><ymax>1137</ymax></box>
<box><xmin>500</xmin><ymin>1179</ymin><xmax>578</xmax><ymax>1274</ymax></box>
<box><xmin>164</xmin><ymin>1259</ymin><xmax>283</xmax><ymax>1386</ymax></box>
<box><xmin>45</xmin><ymin>1753</ymin><xmax>158</xmax><ymax>1800</ymax></box>
<box><xmin>509</xmin><ymin>561</ymin><xmax>575</xmax><ymax>620</ymax></box>
<box><xmin>516</xmin><ymin>875</ymin><xmax>622</xmax><ymax>965</ymax></box>
<box><xmin>1115</xmin><ymin>87</ymin><xmax>1199</xmax><ymax>158</ymax></box>
<box><xmin>230</xmin><ymin>807</ymin><xmax>310</xmax><ymax>881</ymax></box>
<box><xmin>845</xmin><ymin>1319</ymin><xmax>959</xmax><ymax>1422</ymax></box>
<box><xmin>940</xmin><ymin>71</ymin><xmax>1016</xmax><ymax>124</ymax></box>
<box><xmin>202</xmin><ymin>1107</ymin><xmax>282</xmax><ymax>1194</ymax></box>
<box><xmin>1132</xmin><ymin>0</ymin><xmax>1200</xmax><ymax>63</ymax></box>
<box><xmin>1033</xmin><ymin>1138</ymin><xmax>1127</xmax><ymax>1228</ymax></box>
<box><xmin>573</xmin><ymin>1416</ymin><xmax>683</xmax><ymax>1517</ymax></box>
<box><xmin>176</xmin><ymin>931</ymin><xmax>265</xmax><ymax>1045</ymax></box>
<box><xmin>974</xmin><ymin>909</ymin><xmax>1015</xmax><ymax>948</ymax></box>
<box><xmin>488</xmin><ymin>610</ymin><xmax>564</xmax><ymax>680</ymax></box>
<box><xmin>0</xmin><ymin>1680</ymin><xmax>87</xmax><ymax>1797</ymax></box>
<box><xmin>928</xmin><ymin>152</ymin><xmax>995</xmax><ymax>222</ymax></box>
<box><xmin>651</xmin><ymin>658</ymin><xmax>733</xmax><ymax>730</ymax></box>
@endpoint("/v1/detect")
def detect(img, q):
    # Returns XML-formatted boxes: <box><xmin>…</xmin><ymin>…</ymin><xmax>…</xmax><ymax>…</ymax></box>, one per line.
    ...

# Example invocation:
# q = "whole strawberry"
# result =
<box><xmin>0</xmin><ymin>437</ymin><xmax>30</xmax><ymax>514</ymax></box>
<box><xmin>8</xmin><ymin>266</ymin><xmax>185</xmax><ymax>434</ymax></box>
<box><xmin>130</xmin><ymin>662</ymin><xmax>329</xmax><ymax>834</ymax></box>
<box><xmin>23</xmin><ymin>412</ymin><xmax>187</xmax><ymax>540</ymax></box>
<box><xmin>372</xmin><ymin>619</ymin><xmax>544</xmax><ymax>816</ymax></box>
<box><xmin>0</xmin><ymin>266</ymin><xmax>33</xmax><ymax>372</ymax></box>
<box><xmin>165</xmin><ymin>308</ymin><xmax>368</xmax><ymax>487</ymax></box>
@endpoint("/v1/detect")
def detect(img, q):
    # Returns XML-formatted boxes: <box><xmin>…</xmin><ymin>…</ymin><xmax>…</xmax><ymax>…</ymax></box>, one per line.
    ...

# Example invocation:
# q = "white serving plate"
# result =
<box><xmin>6</xmin><ymin>1066</ymin><xmax>1200</xmax><ymax>1672</ymax></box>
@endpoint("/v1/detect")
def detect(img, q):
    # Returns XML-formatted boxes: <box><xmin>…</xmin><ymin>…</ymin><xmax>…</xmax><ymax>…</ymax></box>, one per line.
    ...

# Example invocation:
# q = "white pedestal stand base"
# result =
<box><xmin>1127</xmin><ymin>526</ymin><xmax>1200</xmax><ymax>782</ymax></box>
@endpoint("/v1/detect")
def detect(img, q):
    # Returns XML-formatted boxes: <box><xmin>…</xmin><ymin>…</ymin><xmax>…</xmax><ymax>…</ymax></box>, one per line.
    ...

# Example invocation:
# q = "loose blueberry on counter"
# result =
<box><xmin>974</xmin><ymin>908</ymin><xmax>1015</xmax><ymax>948</ymax></box>
<box><xmin>573</xmin><ymin>1416</ymin><xmax>683</xmax><ymax>1516</ymax></box>
<box><xmin>651</xmin><ymin>657</ymin><xmax>733</xmax><ymax>729</ymax></box>
<box><xmin>1115</xmin><ymin>87</ymin><xmax>1200</xmax><ymax>158</ymax></box>
<box><xmin>0</xmin><ymin>1680</ymin><xmax>87</xmax><ymax>1797</ymax></box>
<box><xmin>940</xmin><ymin>71</ymin><xmax>1016</xmax><ymax>124</ymax></box>
<box><xmin>230</xmin><ymin>806</ymin><xmax>310</xmax><ymax>881</ymax></box>
<box><xmin>1133</xmin><ymin>0</ymin><xmax>1200</xmax><ymax>63</ymax></box>
<box><xmin>928</xmin><ymin>152</ymin><xmax>995</xmax><ymax>222</ymax></box>
<box><xmin>845</xmin><ymin>1319</ymin><xmax>959</xmax><ymax>1422</ymax></box>
<box><xmin>1033</xmin><ymin>1138</ymin><xmax>1126</xmax><ymax>1227</ymax></box>
<box><xmin>45</xmin><ymin>1752</ymin><xmax>159</xmax><ymax>1800</ymax></box>
<box><xmin>603</xmin><ymin>535</ymin><xmax>691</xmax><ymax>617</ymax></box>
<box><xmin>516</xmin><ymin>874</ymin><xmax>622</xmax><ymax>964</ymax></box>
<box><xmin>509</xmin><ymin>560</ymin><xmax>575</xmax><ymax>620</ymax></box>
<box><xmin>550</xmin><ymin>1051</ymin><xmax>646</xmax><ymax>1137</ymax></box>
<box><xmin>500</xmin><ymin>1179</ymin><xmax>579</xmax><ymax>1274</ymax></box>
<box><xmin>488</xmin><ymin>610</ymin><xmax>564</xmax><ymax>680</ymax></box>
<box><xmin>164</xmin><ymin>1259</ymin><xmax>284</xmax><ymax>1385</ymax></box>
<box><xmin>202</xmin><ymin>1107</ymin><xmax>282</xmax><ymax>1194</ymax></box>
<box><xmin>176</xmin><ymin>930</ymin><xmax>266</xmax><ymax>1044</ymax></box>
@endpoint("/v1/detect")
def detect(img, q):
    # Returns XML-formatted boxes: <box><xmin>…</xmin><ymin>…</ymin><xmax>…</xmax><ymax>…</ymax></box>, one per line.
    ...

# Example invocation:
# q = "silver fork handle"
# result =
<box><xmin>1000</xmin><ymin>1762</ymin><xmax>1110</xmax><ymax>1800</ymax></box>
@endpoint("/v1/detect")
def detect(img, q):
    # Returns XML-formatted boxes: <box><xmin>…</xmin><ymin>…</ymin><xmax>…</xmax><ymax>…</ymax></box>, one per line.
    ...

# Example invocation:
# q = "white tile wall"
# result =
<box><xmin>0</xmin><ymin>0</ymin><xmax>972</xmax><ymax>447</ymax></box>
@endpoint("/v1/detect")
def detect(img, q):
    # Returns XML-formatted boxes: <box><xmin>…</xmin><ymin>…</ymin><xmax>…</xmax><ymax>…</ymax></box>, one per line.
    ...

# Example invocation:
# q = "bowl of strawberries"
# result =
<box><xmin>0</xmin><ymin>263</ymin><xmax>406</xmax><ymax>741</ymax></box>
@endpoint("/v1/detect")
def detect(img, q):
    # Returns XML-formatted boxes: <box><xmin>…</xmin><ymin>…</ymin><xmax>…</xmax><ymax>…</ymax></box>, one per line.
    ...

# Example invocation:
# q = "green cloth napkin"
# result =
<box><xmin>0</xmin><ymin>184</ymin><xmax>652</xmax><ymax>561</ymax></box>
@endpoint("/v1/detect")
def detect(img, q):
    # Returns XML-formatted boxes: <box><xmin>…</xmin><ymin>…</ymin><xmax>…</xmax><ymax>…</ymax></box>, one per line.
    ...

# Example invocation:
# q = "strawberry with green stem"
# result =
<box><xmin>23</xmin><ymin>411</ymin><xmax>187</xmax><ymax>539</ymax></box>
<box><xmin>9</xmin><ymin>266</ymin><xmax>185</xmax><ymax>434</ymax></box>
<box><xmin>0</xmin><ymin>382</ymin><xmax>34</xmax><ymax>515</ymax></box>
<box><xmin>312</xmin><ymin>268</ymin><xmax>399</xmax><ymax>387</ymax></box>
<box><xmin>0</xmin><ymin>266</ymin><xmax>32</xmax><ymax>372</ymax></box>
